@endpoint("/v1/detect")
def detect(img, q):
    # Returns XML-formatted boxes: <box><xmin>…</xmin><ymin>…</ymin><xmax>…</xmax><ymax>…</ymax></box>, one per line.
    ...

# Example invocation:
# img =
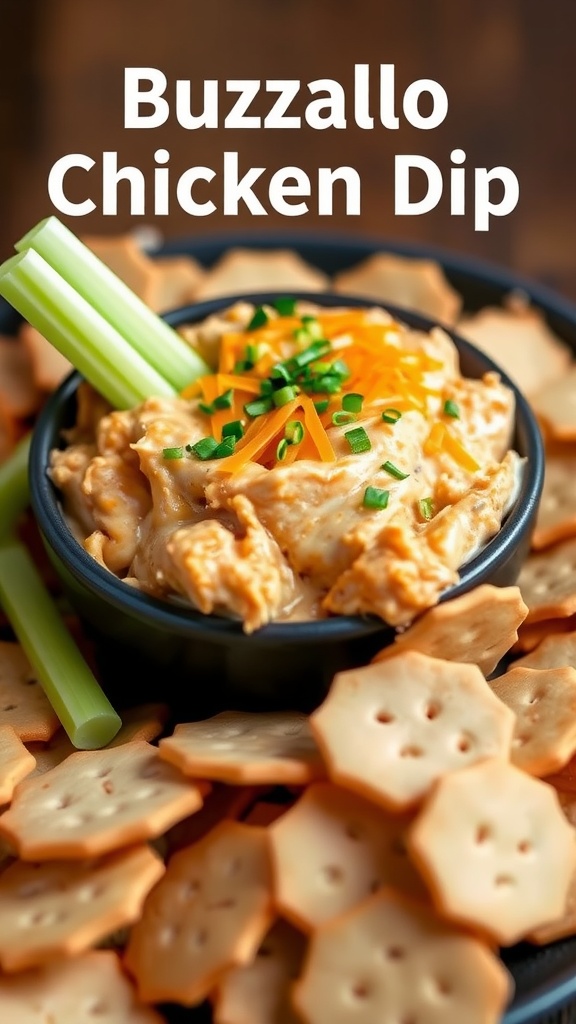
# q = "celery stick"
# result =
<box><xmin>0</xmin><ymin>250</ymin><xmax>175</xmax><ymax>409</ymax></box>
<box><xmin>0</xmin><ymin>538</ymin><xmax>121</xmax><ymax>748</ymax></box>
<box><xmin>17</xmin><ymin>217</ymin><xmax>208</xmax><ymax>389</ymax></box>
<box><xmin>0</xmin><ymin>434</ymin><xmax>30</xmax><ymax>538</ymax></box>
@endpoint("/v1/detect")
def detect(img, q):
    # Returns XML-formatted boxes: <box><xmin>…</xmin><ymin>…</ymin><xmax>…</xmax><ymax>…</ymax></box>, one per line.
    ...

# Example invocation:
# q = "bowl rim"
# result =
<box><xmin>29</xmin><ymin>291</ymin><xmax>544</xmax><ymax>643</ymax></box>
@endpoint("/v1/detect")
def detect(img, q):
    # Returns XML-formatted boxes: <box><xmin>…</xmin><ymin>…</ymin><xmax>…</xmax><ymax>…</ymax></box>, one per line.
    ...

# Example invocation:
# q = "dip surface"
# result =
<box><xmin>50</xmin><ymin>302</ymin><xmax>520</xmax><ymax>632</ymax></box>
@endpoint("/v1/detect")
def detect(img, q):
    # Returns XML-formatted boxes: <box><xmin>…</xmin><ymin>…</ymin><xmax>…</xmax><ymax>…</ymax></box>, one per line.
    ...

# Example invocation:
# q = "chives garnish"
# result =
<box><xmin>274</xmin><ymin>297</ymin><xmax>297</xmax><ymax>316</ymax></box>
<box><xmin>234</xmin><ymin>359</ymin><xmax>252</xmax><ymax>373</ymax></box>
<box><xmin>291</xmin><ymin>339</ymin><xmax>331</xmax><ymax>370</ymax></box>
<box><xmin>246</xmin><ymin>343</ymin><xmax>262</xmax><ymax>365</ymax></box>
<box><xmin>332</xmin><ymin>410</ymin><xmax>357</xmax><ymax>426</ymax></box>
<box><xmin>382</xmin><ymin>460</ymin><xmax>410</xmax><ymax>480</ymax></box>
<box><xmin>199</xmin><ymin>401</ymin><xmax>215</xmax><ymax>415</ymax></box>
<box><xmin>190</xmin><ymin>436</ymin><xmax>219</xmax><ymax>460</ymax></box>
<box><xmin>342</xmin><ymin>393</ymin><xmax>364</xmax><ymax>414</ymax></box>
<box><xmin>419</xmin><ymin>497</ymin><xmax>435</xmax><ymax>520</ymax></box>
<box><xmin>162</xmin><ymin>446</ymin><xmax>184</xmax><ymax>460</ymax></box>
<box><xmin>271</xmin><ymin>364</ymin><xmax>293</xmax><ymax>385</ymax></box>
<box><xmin>344</xmin><ymin>426</ymin><xmax>371</xmax><ymax>454</ymax></box>
<box><xmin>293</xmin><ymin>327</ymin><xmax>311</xmax><ymax>347</ymax></box>
<box><xmin>276</xmin><ymin>439</ymin><xmax>289</xmax><ymax>461</ymax></box>
<box><xmin>245</xmin><ymin>397</ymin><xmax>274</xmax><ymax>417</ymax></box>
<box><xmin>222</xmin><ymin>420</ymin><xmax>244</xmax><ymax>441</ymax></box>
<box><xmin>213</xmin><ymin>388</ymin><xmax>234</xmax><ymax>410</ymax></box>
<box><xmin>314</xmin><ymin>375</ymin><xmax>342</xmax><ymax>394</ymax></box>
<box><xmin>285</xmin><ymin>420</ymin><xmax>304</xmax><ymax>445</ymax></box>
<box><xmin>214</xmin><ymin>436</ymin><xmax>237</xmax><ymax>458</ymax></box>
<box><xmin>273</xmin><ymin>385</ymin><xmax>298</xmax><ymax>408</ymax></box>
<box><xmin>248</xmin><ymin>306</ymin><xmax>268</xmax><ymax>331</ymax></box>
<box><xmin>382</xmin><ymin>408</ymin><xmax>402</xmax><ymax>424</ymax></box>
<box><xmin>330</xmin><ymin>359</ymin><xmax>351</xmax><ymax>380</ymax></box>
<box><xmin>300</xmin><ymin>316</ymin><xmax>323</xmax><ymax>339</ymax></box>
<box><xmin>314</xmin><ymin>399</ymin><xmax>329</xmax><ymax>414</ymax></box>
<box><xmin>363</xmin><ymin>487</ymin><xmax>390</xmax><ymax>510</ymax></box>
<box><xmin>259</xmin><ymin>379</ymin><xmax>274</xmax><ymax>397</ymax></box>
<box><xmin>443</xmin><ymin>399</ymin><xmax>460</xmax><ymax>419</ymax></box>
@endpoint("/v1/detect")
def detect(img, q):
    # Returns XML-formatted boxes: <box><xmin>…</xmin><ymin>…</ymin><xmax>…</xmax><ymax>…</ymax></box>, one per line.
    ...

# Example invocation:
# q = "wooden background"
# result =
<box><xmin>1</xmin><ymin>0</ymin><xmax>576</xmax><ymax>295</ymax></box>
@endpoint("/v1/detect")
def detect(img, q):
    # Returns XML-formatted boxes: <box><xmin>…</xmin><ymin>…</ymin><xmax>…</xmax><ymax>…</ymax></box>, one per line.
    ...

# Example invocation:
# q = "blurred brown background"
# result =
<box><xmin>1</xmin><ymin>0</ymin><xmax>576</xmax><ymax>295</ymax></box>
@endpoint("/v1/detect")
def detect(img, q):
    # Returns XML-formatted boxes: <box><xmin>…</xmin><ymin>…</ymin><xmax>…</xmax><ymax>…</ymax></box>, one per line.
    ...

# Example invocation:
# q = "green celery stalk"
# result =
<box><xmin>0</xmin><ymin>538</ymin><xmax>121</xmax><ymax>749</ymax></box>
<box><xmin>17</xmin><ymin>217</ymin><xmax>209</xmax><ymax>389</ymax></box>
<box><xmin>0</xmin><ymin>250</ymin><xmax>176</xmax><ymax>409</ymax></box>
<box><xmin>0</xmin><ymin>434</ymin><xmax>30</xmax><ymax>538</ymax></box>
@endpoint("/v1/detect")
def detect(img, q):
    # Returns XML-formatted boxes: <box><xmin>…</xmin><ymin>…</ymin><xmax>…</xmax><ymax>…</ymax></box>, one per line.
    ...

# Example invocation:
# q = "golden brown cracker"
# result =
<box><xmin>0</xmin><ymin>949</ymin><xmax>164</xmax><ymax>1022</ymax></box>
<box><xmin>165</xmin><ymin>784</ymin><xmax>261</xmax><ymax>856</ymax></box>
<box><xmin>125</xmin><ymin>821</ymin><xmax>273</xmax><ymax>1006</ymax></box>
<box><xmin>532</xmin><ymin>366</ymin><xmax>576</xmax><ymax>441</ymax></box>
<box><xmin>532</xmin><ymin>449</ymin><xmax>576</xmax><ymax>550</ymax></box>
<box><xmin>270</xmin><ymin>783</ymin><xmax>426</xmax><ymax>932</ymax></box>
<box><xmin>0</xmin><ymin>727</ymin><xmax>36</xmax><ymax>805</ymax></box>
<box><xmin>514</xmin><ymin>629</ymin><xmax>576</xmax><ymax>671</ymax></box>
<box><xmin>293</xmin><ymin>888</ymin><xmax>512</xmax><ymax>1024</ymax></box>
<box><xmin>18</xmin><ymin>322</ymin><xmax>73</xmax><ymax>392</ymax></box>
<box><xmin>373</xmin><ymin>585</ymin><xmax>527</xmax><ymax>676</ymax></box>
<box><xmin>159</xmin><ymin>711</ymin><xmax>324</xmax><ymax>786</ymax></box>
<box><xmin>0</xmin><ymin>642</ymin><xmax>60</xmax><ymax>742</ymax></box>
<box><xmin>334</xmin><ymin>253</ymin><xmax>462</xmax><ymax>325</ymax></box>
<box><xmin>408</xmin><ymin>758</ymin><xmax>576</xmax><ymax>945</ymax></box>
<box><xmin>148</xmin><ymin>255</ymin><xmax>205</xmax><ymax>312</ymax></box>
<box><xmin>458</xmin><ymin>301</ymin><xmax>571</xmax><ymax>397</ymax></box>
<box><xmin>518</xmin><ymin>539</ymin><xmax>576</xmax><ymax>624</ymax></box>
<box><xmin>0</xmin><ymin>741</ymin><xmax>204</xmax><ymax>860</ymax></box>
<box><xmin>490</xmin><ymin>665</ymin><xmax>576</xmax><ymax>776</ymax></box>
<box><xmin>214</xmin><ymin>919</ymin><xmax>305</xmax><ymax>1024</ymax></box>
<box><xmin>193</xmin><ymin>248</ymin><xmax>328</xmax><ymax>300</ymax></box>
<box><xmin>511</xmin><ymin>617</ymin><xmax>575</xmax><ymax>654</ymax></box>
<box><xmin>0</xmin><ymin>844</ymin><xmax>164</xmax><ymax>972</ymax></box>
<box><xmin>311</xmin><ymin>653</ymin><xmax>515</xmax><ymax>811</ymax></box>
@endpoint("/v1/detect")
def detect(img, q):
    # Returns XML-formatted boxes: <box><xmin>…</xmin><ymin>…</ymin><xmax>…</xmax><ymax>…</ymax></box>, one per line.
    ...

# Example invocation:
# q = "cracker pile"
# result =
<box><xmin>1</xmin><ymin>598</ymin><xmax>576</xmax><ymax>1023</ymax></box>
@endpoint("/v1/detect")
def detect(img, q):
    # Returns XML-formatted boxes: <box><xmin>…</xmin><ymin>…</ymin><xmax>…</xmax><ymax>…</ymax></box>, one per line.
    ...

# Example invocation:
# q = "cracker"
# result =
<box><xmin>270</xmin><ymin>782</ymin><xmax>426</xmax><ymax>932</ymax></box>
<box><xmin>514</xmin><ymin>629</ymin><xmax>576</xmax><ymax>671</ymax></box>
<box><xmin>193</xmin><ymin>248</ymin><xmax>328</xmax><ymax>300</ymax></box>
<box><xmin>511</xmin><ymin>617</ymin><xmax>575</xmax><ymax>654</ymax></box>
<box><xmin>0</xmin><ymin>949</ymin><xmax>164</xmax><ymax>1022</ymax></box>
<box><xmin>490</xmin><ymin>666</ymin><xmax>576</xmax><ymax>776</ymax></box>
<box><xmin>0</xmin><ymin>844</ymin><xmax>164</xmax><ymax>972</ymax></box>
<box><xmin>214</xmin><ymin>919</ymin><xmax>305</xmax><ymax>1024</ymax></box>
<box><xmin>532</xmin><ymin>449</ymin><xmax>576</xmax><ymax>549</ymax></box>
<box><xmin>293</xmin><ymin>888</ymin><xmax>512</xmax><ymax>1024</ymax></box>
<box><xmin>458</xmin><ymin>301</ymin><xmax>571</xmax><ymax>397</ymax></box>
<box><xmin>408</xmin><ymin>758</ymin><xmax>576</xmax><ymax>945</ymax></box>
<box><xmin>159</xmin><ymin>711</ymin><xmax>325</xmax><ymax>786</ymax></box>
<box><xmin>0</xmin><ymin>641</ymin><xmax>60</xmax><ymax>742</ymax></box>
<box><xmin>0</xmin><ymin>727</ymin><xmax>36</xmax><ymax>805</ymax></box>
<box><xmin>18</xmin><ymin>322</ymin><xmax>73</xmax><ymax>392</ymax></box>
<box><xmin>165</xmin><ymin>784</ymin><xmax>261</xmax><ymax>855</ymax></box>
<box><xmin>333</xmin><ymin>253</ymin><xmax>462</xmax><ymax>325</ymax></box>
<box><xmin>310</xmin><ymin>652</ymin><xmax>515</xmax><ymax>811</ymax></box>
<box><xmin>244</xmin><ymin>802</ymin><xmax>288</xmax><ymax>827</ymax></box>
<box><xmin>148</xmin><ymin>255</ymin><xmax>205</xmax><ymax>312</ymax></box>
<box><xmin>125</xmin><ymin>821</ymin><xmax>273</xmax><ymax>1006</ymax></box>
<box><xmin>83</xmin><ymin>234</ymin><xmax>157</xmax><ymax>303</ymax></box>
<box><xmin>532</xmin><ymin>366</ymin><xmax>576</xmax><ymax>441</ymax></box>
<box><xmin>0</xmin><ymin>741</ymin><xmax>204</xmax><ymax>859</ymax></box>
<box><xmin>518</xmin><ymin>539</ymin><xmax>576</xmax><ymax>624</ymax></box>
<box><xmin>373</xmin><ymin>585</ymin><xmax>527</xmax><ymax>676</ymax></box>
<box><xmin>0</xmin><ymin>336</ymin><xmax>40</xmax><ymax>418</ymax></box>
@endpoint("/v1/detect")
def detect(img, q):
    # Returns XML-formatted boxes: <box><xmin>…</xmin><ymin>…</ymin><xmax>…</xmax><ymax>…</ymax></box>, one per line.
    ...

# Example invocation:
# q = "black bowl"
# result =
<box><xmin>28</xmin><ymin>292</ymin><xmax>543</xmax><ymax>714</ymax></box>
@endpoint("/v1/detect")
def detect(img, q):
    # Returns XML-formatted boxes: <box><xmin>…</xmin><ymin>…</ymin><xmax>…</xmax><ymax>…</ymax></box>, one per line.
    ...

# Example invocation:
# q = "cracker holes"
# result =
<box><xmin>20</xmin><ymin>908</ymin><xmax>66</xmax><ymax>928</ymax></box>
<box><xmin>525</xmin><ymin>692</ymin><xmax>543</xmax><ymax>706</ymax></box>
<box><xmin>375</xmin><ymin>710</ymin><xmax>394</xmax><ymax>724</ymax></box>
<box><xmin>207</xmin><ymin>897</ymin><xmax>236</xmax><ymax>910</ymax></box>
<box><xmin>322</xmin><ymin>864</ymin><xmax>344</xmax><ymax>885</ymax></box>
<box><xmin>456</xmin><ymin>735</ymin><xmax>472</xmax><ymax>754</ymax></box>
<box><xmin>494</xmin><ymin>874</ymin><xmax>515</xmax><ymax>887</ymax></box>
<box><xmin>399</xmin><ymin>746</ymin><xmax>423</xmax><ymax>759</ymax></box>
<box><xmin>475</xmin><ymin>825</ymin><xmax>491</xmax><ymax>845</ymax></box>
<box><xmin>350</xmin><ymin>980</ymin><xmax>371</xmax><ymax>1001</ymax></box>
<box><xmin>424</xmin><ymin>702</ymin><xmax>441</xmax><ymax>721</ymax></box>
<box><xmin>191</xmin><ymin>927</ymin><xmax>208</xmax><ymax>949</ymax></box>
<box><xmin>433</xmin><ymin>977</ymin><xmax>453</xmax><ymax>997</ymax></box>
<box><xmin>518</xmin><ymin>840</ymin><xmax>532</xmax><ymax>855</ymax></box>
<box><xmin>87</xmin><ymin>1001</ymin><xmax>108</xmax><ymax>1017</ymax></box>
<box><xmin>345</xmin><ymin>823</ymin><xmax>363</xmax><ymax>841</ymax></box>
<box><xmin>383</xmin><ymin>945</ymin><xmax>405</xmax><ymax>961</ymax></box>
<box><xmin>180</xmin><ymin>879</ymin><xmax>200</xmax><ymax>901</ymax></box>
<box><xmin>2</xmin><ymin>704</ymin><xmax>16</xmax><ymax>712</ymax></box>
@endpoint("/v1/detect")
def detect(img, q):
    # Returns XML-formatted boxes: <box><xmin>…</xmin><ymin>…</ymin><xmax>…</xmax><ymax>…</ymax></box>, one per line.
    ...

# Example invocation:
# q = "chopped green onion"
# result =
<box><xmin>222</xmin><ymin>420</ymin><xmax>244</xmax><ymax>441</ymax></box>
<box><xmin>198</xmin><ymin>401</ymin><xmax>215</xmax><ymax>415</ymax></box>
<box><xmin>342</xmin><ymin>393</ymin><xmax>364</xmax><ymax>414</ymax></box>
<box><xmin>14</xmin><ymin>217</ymin><xmax>208</xmax><ymax>391</ymax></box>
<box><xmin>162</xmin><ymin>446</ymin><xmax>184</xmax><ymax>460</ymax></box>
<box><xmin>274</xmin><ymin>297</ymin><xmax>297</xmax><ymax>316</ymax></box>
<box><xmin>300</xmin><ymin>316</ymin><xmax>323</xmax><ymax>339</ymax></box>
<box><xmin>443</xmin><ymin>399</ymin><xmax>460</xmax><ymax>419</ymax></box>
<box><xmin>234</xmin><ymin>359</ymin><xmax>252</xmax><ymax>373</ymax></box>
<box><xmin>382</xmin><ymin>408</ymin><xmax>402</xmax><ymax>424</ymax></box>
<box><xmin>382</xmin><ymin>461</ymin><xmax>410</xmax><ymax>481</ymax></box>
<box><xmin>363</xmin><ymin>487</ymin><xmax>390</xmax><ymax>510</ymax></box>
<box><xmin>270</xmin><ymin>364</ymin><xmax>294</xmax><ymax>385</ymax></box>
<box><xmin>245</xmin><ymin>344</ymin><xmax>262</xmax><ymax>365</ymax></box>
<box><xmin>0</xmin><ymin>434</ymin><xmax>31</xmax><ymax>539</ymax></box>
<box><xmin>245</xmin><ymin>397</ymin><xmax>273</xmax><ymax>417</ymax></box>
<box><xmin>330</xmin><ymin>359</ymin><xmax>351</xmax><ymax>380</ymax></box>
<box><xmin>213</xmin><ymin>388</ymin><xmax>233</xmax><ymax>410</ymax></box>
<box><xmin>247</xmin><ymin>306</ymin><xmax>268</xmax><ymax>331</ymax></box>
<box><xmin>272</xmin><ymin>385</ymin><xmax>298</xmax><ymax>408</ymax></box>
<box><xmin>293</xmin><ymin>327</ymin><xmax>311</xmax><ymax>348</ymax></box>
<box><xmin>314</xmin><ymin>399</ymin><xmax>329</xmax><ymax>414</ymax></box>
<box><xmin>259</xmin><ymin>379</ymin><xmax>274</xmax><ymax>397</ymax></box>
<box><xmin>291</xmin><ymin>340</ymin><xmax>331</xmax><ymax>370</ymax></box>
<box><xmin>214</xmin><ymin>436</ymin><xmax>236</xmax><ymax>458</ymax></box>
<box><xmin>0</xmin><ymin>250</ymin><xmax>175</xmax><ymax>410</ymax></box>
<box><xmin>276</xmin><ymin>439</ymin><xmax>289</xmax><ymax>461</ymax></box>
<box><xmin>0</xmin><ymin>537</ymin><xmax>121</xmax><ymax>749</ymax></box>
<box><xmin>285</xmin><ymin>420</ymin><xmax>305</xmax><ymax>445</ymax></box>
<box><xmin>332</xmin><ymin>411</ymin><xmax>357</xmax><ymax>426</ymax></box>
<box><xmin>189</xmin><ymin>436</ymin><xmax>219</xmax><ymax>460</ymax></box>
<box><xmin>419</xmin><ymin>497</ymin><xmax>435</xmax><ymax>520</ymax></box>
<box><xmin>344</xmin><ymin>426</ymin><xmax>372</xmax><ymax>454</ymax></box>
<box><xmin>313</xmin><ymin>375</ymin><xmax>342</xmax><ymax>395</ymax></box>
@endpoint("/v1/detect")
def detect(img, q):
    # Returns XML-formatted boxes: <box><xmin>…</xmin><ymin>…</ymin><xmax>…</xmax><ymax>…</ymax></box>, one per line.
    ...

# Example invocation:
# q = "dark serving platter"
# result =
<box><xmin>3</xmin><ymin>230</ymin><xmax>576</xmax><ymax>1023</ymax></box>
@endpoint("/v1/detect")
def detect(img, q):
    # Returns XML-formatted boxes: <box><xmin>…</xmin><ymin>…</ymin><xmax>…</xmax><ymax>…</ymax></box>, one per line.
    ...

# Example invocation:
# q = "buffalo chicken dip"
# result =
<box><xmin>50</xmin><ymin>301</ymin><xmax>521</xmax><ymax>632</ymax></box>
